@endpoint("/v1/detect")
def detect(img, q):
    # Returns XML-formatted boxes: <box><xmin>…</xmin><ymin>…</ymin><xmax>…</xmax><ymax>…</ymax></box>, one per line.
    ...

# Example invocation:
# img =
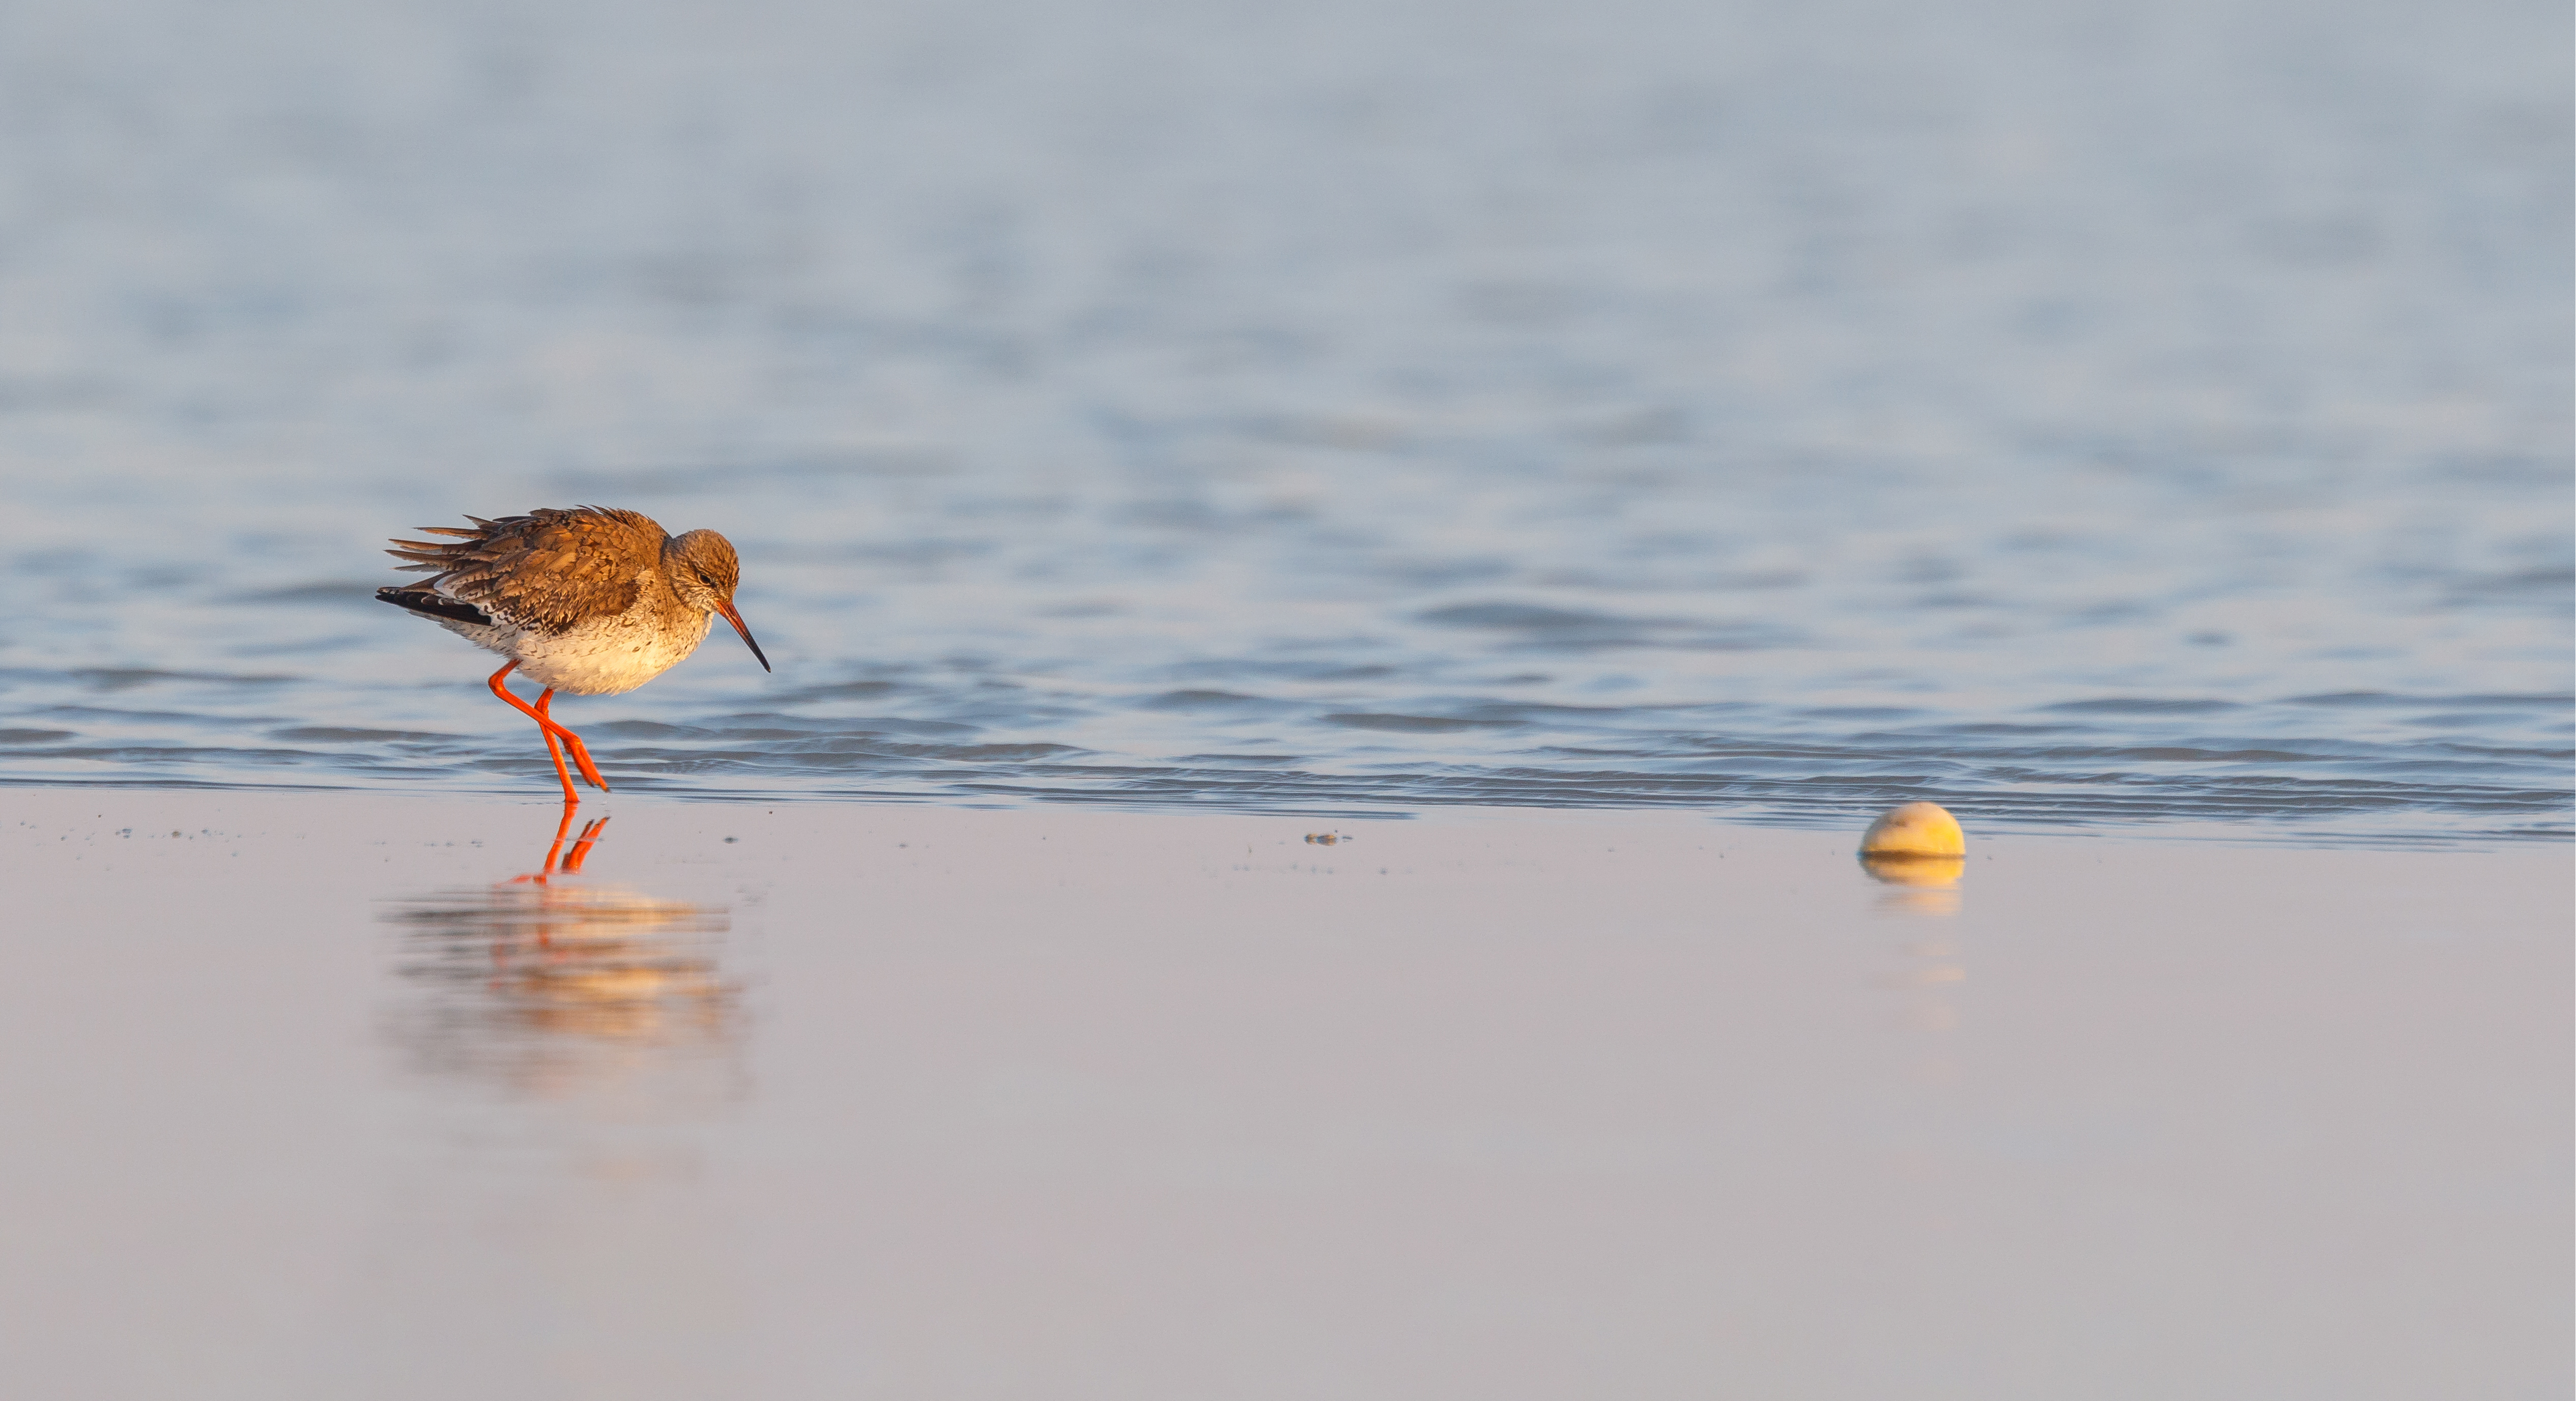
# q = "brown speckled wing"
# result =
<box><xmin>386</xmin><ymin>506</ymin><xmax>665</xmax><ymax>634</ymax></box>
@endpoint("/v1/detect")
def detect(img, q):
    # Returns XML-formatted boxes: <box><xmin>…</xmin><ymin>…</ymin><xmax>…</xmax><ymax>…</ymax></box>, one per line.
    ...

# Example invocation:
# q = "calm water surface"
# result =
<box><xmin>0</xmin><ymin>0</ymin><xmax>2566</xmax><ymax>840</ymax></box>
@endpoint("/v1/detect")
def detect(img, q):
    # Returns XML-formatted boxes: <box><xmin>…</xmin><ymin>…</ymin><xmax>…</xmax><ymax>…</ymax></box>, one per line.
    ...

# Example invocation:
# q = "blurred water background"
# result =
<box><xmin>0</xmin><ymin>0</ymin><xmax>2565</xmax><ymax>840</ymax></box>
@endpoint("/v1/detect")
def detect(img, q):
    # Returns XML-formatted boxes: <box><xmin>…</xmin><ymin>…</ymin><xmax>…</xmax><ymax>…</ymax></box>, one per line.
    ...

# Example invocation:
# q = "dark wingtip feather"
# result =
<box><xmin>376</xmin><ymin>587</ymin><xmax>495</xmax><ymax>626</ymax></box>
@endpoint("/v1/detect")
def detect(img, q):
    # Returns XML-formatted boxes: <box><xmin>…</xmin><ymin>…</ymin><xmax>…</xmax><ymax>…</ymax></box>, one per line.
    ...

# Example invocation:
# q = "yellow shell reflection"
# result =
<box><xmin>1859</xmin><ymin>853</ymin><xmax>1964</xmax><ymax>916</ymax></box>
<box><xmin>1859</xmin><ymin>854</ymin><xmax>1965</xmax><ymax>888</ymax></box>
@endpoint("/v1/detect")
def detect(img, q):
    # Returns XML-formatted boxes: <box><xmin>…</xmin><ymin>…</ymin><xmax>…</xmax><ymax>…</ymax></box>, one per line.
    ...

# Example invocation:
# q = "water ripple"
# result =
<box><xmin>0</xmin><ymin>665</ymin><xmax>2564</xmax><ymax>842</ymax></box>
<box><xmin>0</xmin><ymin>0</ymin><xmax>2564</xmax><ymax>845</ymax></box>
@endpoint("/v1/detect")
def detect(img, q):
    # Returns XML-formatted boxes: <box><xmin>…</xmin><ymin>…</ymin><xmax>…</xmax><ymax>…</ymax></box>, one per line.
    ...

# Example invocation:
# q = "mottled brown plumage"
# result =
<box><xmin>378</xmin><ymin>505</ymin><xmax>770</xmax><ymax>805</ymax></box>
<box><xmin>386</xmin><ymin>507</ymin><xmax>660</xmax><ymax>634</ymax></box>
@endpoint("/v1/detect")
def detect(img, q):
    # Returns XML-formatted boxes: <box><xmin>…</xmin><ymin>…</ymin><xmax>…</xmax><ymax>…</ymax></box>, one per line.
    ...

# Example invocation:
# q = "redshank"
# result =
<box><xmin>377</xmin><ymin>506</ymin><xmax>770</xmax><ymax>804</ymax></box>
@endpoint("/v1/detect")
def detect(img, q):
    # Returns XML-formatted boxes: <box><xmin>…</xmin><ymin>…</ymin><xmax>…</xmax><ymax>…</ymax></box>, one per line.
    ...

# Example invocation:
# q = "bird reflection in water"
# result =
<box><xmin>344</xmin><ymin>810</ymin><xmax>748</xmax><ymax>1392</ymax></box>
<box><xmin>379</xmin><ymin>804</ymin><xmax>742</xmax><ymax>1110</ymax></box>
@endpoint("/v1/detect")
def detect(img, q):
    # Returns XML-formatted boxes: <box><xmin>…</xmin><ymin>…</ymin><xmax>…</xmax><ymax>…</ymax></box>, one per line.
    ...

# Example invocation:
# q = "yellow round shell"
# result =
<box><xmin>1859</xmin><ymin>800</ymin><xmax>1966</xmax><ymax>857</ymax></box>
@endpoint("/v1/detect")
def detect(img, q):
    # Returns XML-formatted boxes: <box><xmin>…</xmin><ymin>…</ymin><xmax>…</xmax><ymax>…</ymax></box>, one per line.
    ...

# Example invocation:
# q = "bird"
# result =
<box><xmin>377</xmin><ymin>506</ymin><xmax>770</xmax><ymax>805</ymax></box>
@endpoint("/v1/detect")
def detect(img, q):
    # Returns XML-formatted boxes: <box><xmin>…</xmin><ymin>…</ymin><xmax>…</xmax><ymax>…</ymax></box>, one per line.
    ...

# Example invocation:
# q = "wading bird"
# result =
<box><xmin>378</xmin><ymin>506</ymin><xmax>770</xmax><ymax>805</ymax></box>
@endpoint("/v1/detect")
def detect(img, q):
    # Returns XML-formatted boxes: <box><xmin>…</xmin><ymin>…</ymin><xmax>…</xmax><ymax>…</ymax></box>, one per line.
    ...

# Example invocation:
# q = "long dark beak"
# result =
<box><xmin>718</xmin><ymin>602</ymin><xmax>771</xmax><ymax>672</ymax></box>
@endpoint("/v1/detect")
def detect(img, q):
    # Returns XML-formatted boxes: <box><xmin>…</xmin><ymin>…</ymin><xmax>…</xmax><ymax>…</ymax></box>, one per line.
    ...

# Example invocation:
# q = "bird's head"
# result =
<box><xmin>667</xmin><ymin>529</ymin><xmax>770</xmax><ymax>672</ymax></box>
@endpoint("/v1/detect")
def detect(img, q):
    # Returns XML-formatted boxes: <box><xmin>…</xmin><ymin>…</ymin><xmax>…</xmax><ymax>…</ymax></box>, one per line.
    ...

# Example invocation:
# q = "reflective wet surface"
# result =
<box><xmin>0</xmin><ymin>0</ymin><xmax>2566</xmax><ymax>840</ymax></box>
<box><xmin>328</xmin><ymin>828</ymin><xmax>753</xmax><ymax>1396</ymax></box>
<box><xmin>382</xmin><ymin>874</ymin><xmax>739</xmax><ymax>1107</ymax></box>
<box><xmin>0</xmin><ymin>790</ymin><xmax>2564</xmax><ymax>1397</ymax></box>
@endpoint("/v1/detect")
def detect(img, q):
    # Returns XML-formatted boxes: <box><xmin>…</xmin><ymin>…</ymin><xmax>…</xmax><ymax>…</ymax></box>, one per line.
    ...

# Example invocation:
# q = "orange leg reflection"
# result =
<box><xmin>562</xmin><ymin>815</ymin><xmax>609</xmax><ymax>872</ymax></box>
<box><xmin>512</xmin><ymin>802</ymin><xmax>611</xmax><ymax>888</ymax></box>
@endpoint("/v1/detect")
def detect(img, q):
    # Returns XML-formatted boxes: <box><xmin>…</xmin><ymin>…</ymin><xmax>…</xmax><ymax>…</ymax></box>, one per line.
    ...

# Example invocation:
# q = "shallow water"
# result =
<box><xmin>0</xmin><ymin>0</ymin><xmax>2567</xmax><ymax>840</ymax></box>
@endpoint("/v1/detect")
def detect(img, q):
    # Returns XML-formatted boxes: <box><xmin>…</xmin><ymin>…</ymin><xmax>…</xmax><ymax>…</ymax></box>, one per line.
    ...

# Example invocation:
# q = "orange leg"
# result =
<box><xmin>488</xmin><ymin>662</ymin><xmax>610</xmax><ymax>796</ymax></box>
<box><xmin>533</xmin><ymin>687</ymin><xmax>609</xmax><ymax>793</ymax></box>
<box><xmin>534</xmin><ymin>701</ymin><xmax>580</xmax><ymax>805</ymax></box>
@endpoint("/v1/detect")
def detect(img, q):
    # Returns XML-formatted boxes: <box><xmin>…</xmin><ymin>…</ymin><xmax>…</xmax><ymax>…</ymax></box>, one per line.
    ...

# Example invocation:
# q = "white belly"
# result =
<box><xmin>447</xmin><ymin>604</ymin><xmax>714</xmax><ymax>696</ymax></box>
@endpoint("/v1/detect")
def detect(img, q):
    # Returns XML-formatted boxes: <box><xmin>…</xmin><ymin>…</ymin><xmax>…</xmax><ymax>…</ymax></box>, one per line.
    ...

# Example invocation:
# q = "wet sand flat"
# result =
<box><xmin>0</xmin><ymin>789</ymin><xmax>2565</xmax><ymax>1399</ymax></box>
